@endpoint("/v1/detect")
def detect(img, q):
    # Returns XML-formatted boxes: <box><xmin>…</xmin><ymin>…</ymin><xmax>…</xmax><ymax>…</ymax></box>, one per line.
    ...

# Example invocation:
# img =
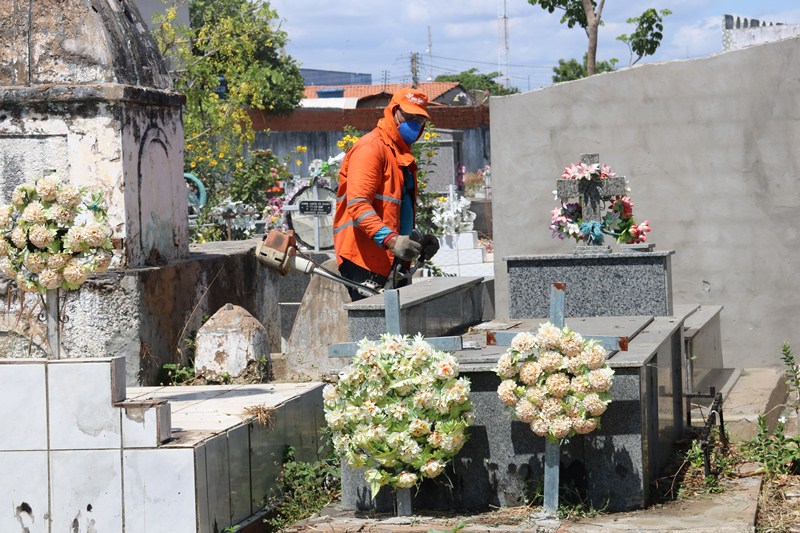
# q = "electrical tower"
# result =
<box><xmin>498</xmin><ymin>0</ymin><xmax>510</xmax><ymax>88</ymax></box>
<box><xmin>426</xmin><ymin>26</ymin><xmax>433</xmax><ymax>81</ymax></box>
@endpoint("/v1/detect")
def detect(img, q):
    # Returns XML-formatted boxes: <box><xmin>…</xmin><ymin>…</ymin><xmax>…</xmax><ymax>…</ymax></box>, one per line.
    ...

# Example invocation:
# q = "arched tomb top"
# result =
<box><xmin>0</xmin><ymin>0</ymin><xmax>172</xmax><ymax>89</ymax></box>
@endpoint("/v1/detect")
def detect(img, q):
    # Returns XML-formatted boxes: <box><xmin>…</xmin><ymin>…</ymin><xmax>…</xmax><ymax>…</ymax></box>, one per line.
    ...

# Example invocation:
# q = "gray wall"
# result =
<box><xmin>491</xmin><ymin>36</ymin><xmax>800</xmax><ymax>368</ymax></box>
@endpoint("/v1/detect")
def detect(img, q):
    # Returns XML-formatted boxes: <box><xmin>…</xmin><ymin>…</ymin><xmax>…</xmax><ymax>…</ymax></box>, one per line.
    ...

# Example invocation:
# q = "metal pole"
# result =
<box><xmin>396</xmin><ymin>487</ymin><xmax>412</xmax><ymax>516</ymax></box>
<box><xmin>544</xmin><ymin>282</ymin><xmax>566</xmax><ymax>515</ymax></box>
<box><xmin>312</xmin><ymin>185</ymin><xmax>321</xmax><ymax>252</ymax></box>
<box><xmin>384</xmin><ymin>289</ymin><xmax>402</xmax><ymax>335</ymax></box>
<box><xmin>46</xmin><ymin>289</ymin><xmax>60</xmax><ymax>359</ymax></box>
<box><xmin>544</xmin><ymin>440</ymin><xmax>560</xmax><ymax>515</ymax></box>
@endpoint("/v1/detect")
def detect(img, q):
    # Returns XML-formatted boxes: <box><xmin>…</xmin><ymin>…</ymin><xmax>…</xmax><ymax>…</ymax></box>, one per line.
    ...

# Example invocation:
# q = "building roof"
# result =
<box><xmin>303</xmin><ymin>81</ymin><xmax>462</xmax><ymax>102</ymax></box>
<box><xmin>299</xmin><ymin>97</ymin><xmax>361</xmax><ymax>109</ymax></box>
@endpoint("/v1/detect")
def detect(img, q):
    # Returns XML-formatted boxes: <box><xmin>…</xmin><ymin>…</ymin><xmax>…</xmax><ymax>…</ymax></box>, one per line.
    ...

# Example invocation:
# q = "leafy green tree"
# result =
<box><xmin>527</xmin><ymin>0</ymin><xmax>605</xmax><ymax>75</ymax></box>
<box><xmin>152</xmin><ymin>0</ymin><xmax>304</xmax><ymax>197</ymax></box>
<box><xmin>617</xmin><ymin>8</ymin><xmax>672</xmax><ymax>66</ymax></box>
<box><xmin>552</xmin><ymin>54</ymin><xmax>618</xmax><ymax>83</ymax></box>
<box><xmin>527</xmin><ymin>1</ymin><xmax>671</xmax><ymax>76</ymax></box>
<box><xmin>435</xmin><ymin>68</ymin><xmax>519</xmax><ymax>96</ymax></box>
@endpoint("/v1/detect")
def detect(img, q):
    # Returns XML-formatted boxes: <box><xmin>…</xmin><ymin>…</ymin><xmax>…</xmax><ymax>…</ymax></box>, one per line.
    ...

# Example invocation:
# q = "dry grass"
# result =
<box><xmin>242</xmin><ymin>404</ymin><xmax>275</xmax><ymax>427</ymax></box>
<box><xmin>757</xmin><ymin>474</ymin><xmax>800</xmax><ymax>532</ymax></box>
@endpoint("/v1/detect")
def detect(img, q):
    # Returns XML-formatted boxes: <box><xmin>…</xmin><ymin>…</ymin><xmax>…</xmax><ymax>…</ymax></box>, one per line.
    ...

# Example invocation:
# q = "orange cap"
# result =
<box><xmin>391</xmin><ymin>88</ymin><xmax>430</xmax><ymax>119</ymax></box>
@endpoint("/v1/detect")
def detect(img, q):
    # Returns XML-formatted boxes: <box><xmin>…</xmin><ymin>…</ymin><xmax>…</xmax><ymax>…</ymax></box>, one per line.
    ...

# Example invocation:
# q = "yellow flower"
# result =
<box><xmin>218</xmin><ymin>152</ymin><xmax>225</xmax><ymax>158</ymax></box>
<box><xmin>295</xmin><ymin>159</ymin><xmax>302</xmax><ymax>166</ymax></box>
<box><xmin>296</xmin><ymin>145</ymin><xmax>307</xmax><ymax>153</ymax></box>
<box><xmin>190</xmin><ymin>161</ymin><xmax>196</xmax><ymax>168</ymax></box>
<box><xmin>209</xmin><ymin>160</ymin><xmax>218</xmax><ymax>166</ymax></box>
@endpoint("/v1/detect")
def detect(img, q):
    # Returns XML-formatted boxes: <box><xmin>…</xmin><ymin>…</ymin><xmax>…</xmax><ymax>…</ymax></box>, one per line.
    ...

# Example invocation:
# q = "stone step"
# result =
<box><xmin>690</xmin><ymin>367</ymin><xmax>788</xmax><ymax>441</ymax></box>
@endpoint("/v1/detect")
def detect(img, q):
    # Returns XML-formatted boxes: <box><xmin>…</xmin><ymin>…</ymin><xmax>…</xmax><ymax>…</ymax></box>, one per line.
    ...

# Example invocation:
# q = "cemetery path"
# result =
<box><xmin>289</xmin><ymin>471</ymin><xmax>760</xmax><ymax>532</ymax></box>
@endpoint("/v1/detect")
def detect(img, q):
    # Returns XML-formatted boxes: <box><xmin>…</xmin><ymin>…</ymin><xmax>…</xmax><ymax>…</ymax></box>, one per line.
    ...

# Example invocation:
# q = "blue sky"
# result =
<box><xmin>267</xmin><ymin>0</ymin><xmax>800</xmax><ymax>90</ymax></box>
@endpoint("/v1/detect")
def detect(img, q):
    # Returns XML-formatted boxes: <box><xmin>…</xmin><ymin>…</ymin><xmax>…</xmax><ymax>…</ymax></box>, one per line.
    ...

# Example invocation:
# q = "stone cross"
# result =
<box><xmin>556</xmin><ymin>153</ymin><xmax>626</xmax><ymax>249</ymax></box>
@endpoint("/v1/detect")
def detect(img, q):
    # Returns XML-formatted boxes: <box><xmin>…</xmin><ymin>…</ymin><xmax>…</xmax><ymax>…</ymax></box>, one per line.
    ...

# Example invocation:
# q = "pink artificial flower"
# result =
<box><xmin>629</xmin><ymin>220</ymin><xmax>652</xmax><ymax>243</ymax></box>
<box><xmin>599</xmin><ymin>164</ymin><xmax>616</xmax><ymax>179</ymax></box>
<box><xmin>561</xmin><ymin>164</ymin><xmax>579</xmax><ymax>179</ymax></box>
<box><xmin>610</xmin><ymin>195</ymin><xmax>634</xmax><ymax>219</ymax></box>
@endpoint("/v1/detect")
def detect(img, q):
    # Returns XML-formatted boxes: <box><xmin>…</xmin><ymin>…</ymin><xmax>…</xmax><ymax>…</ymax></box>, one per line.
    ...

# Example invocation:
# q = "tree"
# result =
<box><xmin>435</xmin><ymin>68</ymin><xmax>519</xmax><ymax>96</ymax></box>
<box><xmin>552</xmin><ymin>54</ymin><xmax>617</xmax><ymax>83</ymax></box>
<box><xmin>527</xmin><ymin>1</ymin><xmax>670</xmax><ymax>76</ymax></box>
<box><xmin>152</xmin><ymin>0</ymin><xmax>305</xmax><ymax>197</ymax></box>
<box><xmin>616</xmin><ymin>8</ymin><xmax>672</xmax><ymax>66</ymax></box>
<box><xmin>527</xmin><ymin>0</ymin><xmax>605</xmax><ymax>75</ymax></box>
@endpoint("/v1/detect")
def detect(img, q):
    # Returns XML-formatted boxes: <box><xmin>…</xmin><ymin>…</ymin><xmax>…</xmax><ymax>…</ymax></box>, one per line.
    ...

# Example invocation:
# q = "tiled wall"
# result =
<box><xmin>0</xmin><ymin>357</ymin><xmax>325</xmax><ymax>533</ymax></box>
<box><xmin>430</xmin><ymin>231</ymin><xmax>495</xmax><ymax>278</ymax></box>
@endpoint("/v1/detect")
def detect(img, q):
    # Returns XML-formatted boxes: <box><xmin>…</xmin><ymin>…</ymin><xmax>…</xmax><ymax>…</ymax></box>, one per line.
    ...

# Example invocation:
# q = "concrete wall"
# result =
<box><xmin>0</xmin><ymin>239</ymin><xmax>283</xmax><ymax>386</ymax></box>
<box><xmin>491</xmin><ymin>36</ymin><xmax>800</xmax><ymax>368</ymax></box>
<box><xmin>723</xmin><ymin>15</ymin><xmax>800</xmax><ymax>51</ymax></box>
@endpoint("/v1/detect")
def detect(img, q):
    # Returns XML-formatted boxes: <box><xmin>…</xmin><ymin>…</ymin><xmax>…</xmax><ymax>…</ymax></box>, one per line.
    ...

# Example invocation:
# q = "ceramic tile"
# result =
<box><xmin>457</xmin><ymin>248</ymin><xmax>485</xmax><ymax>264</ymax></box>
<box><xmin>50</xmin><ymin>449</ymin><xmax>123</xmax><ymax>532</ymax></box>
<box><xmin>250</xmin><ymin>402</ymin><xmax>288</xmax><ymax>511</ymax></box>
<box><xmin>459</xmin><ymin>263</ymin><xmax>495</xmax><ymax>277</ymax></box>
<box><xmin>110</xmin><ymin>355</ymin><xmax>126</xmax><ymax>403</ymax></box>
<box><xmin>121</xmin><ymin>404</ymin><xmax>162</xmax><ymax>448</ymax></box>
<box><xmin>158</xmin><ymin>402</ymin><xmax>172</xmax><ymax>444</ymax></box>
<box><xmin>195</xmin><ymin>445</ymin><xmax>210</xmax><ymax>533</ymax></box>
<box><xmin>0</xmin><ymin>361</ymin><xmax>47</xmax><ymax>451</ymax></box>
<box><xmin>228</xmin><ymin>424</ymin><xmax>252</xmax><ymax>524</ymax></box>
<box><xmin>431</xmin><ymin>249</ymin><xmax>459</xmax><ymax>266</ymax></box>
<box><xmin>0</xmin><ymin>451</ymin><xmax>49</xmax><ymax>533</ymax></box>
<box><xmin>204</xmin><ymin>433</ymin><xmax>232</xmax><ymax>530</ymax></box>
<box><xmin>439</xmin><ymin>231</ymin><xmax>477</xmax><ymax>250</ymax></box>
<box><xmin>123</xmin><ymin>448</ymin><xmax>197</xmax><ymax>533</ymax></box>
<box><xmin>48</xmin><ymin>359</ymin><xmax>122</xmax><ymax>449</ymax></box>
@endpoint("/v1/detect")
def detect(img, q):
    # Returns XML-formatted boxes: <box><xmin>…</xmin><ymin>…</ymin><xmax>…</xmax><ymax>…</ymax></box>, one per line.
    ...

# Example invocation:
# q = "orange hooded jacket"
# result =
<box><xmin>333</xmin><ymin>90</ymin><xmax>428</xmax><ymax>277</ymax></box>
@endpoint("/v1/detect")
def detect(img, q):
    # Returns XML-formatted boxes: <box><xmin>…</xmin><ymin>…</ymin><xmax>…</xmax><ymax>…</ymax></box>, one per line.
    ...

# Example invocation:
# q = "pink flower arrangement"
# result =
<box><xmin>561</xmin><ymin>162</ymin><xmax>616</xmax><ymax>181</ymax></box>
<box><xmin>550</xmin><ymin>162</ymin><xmax>653</xmax><ymax>245</ymax></box>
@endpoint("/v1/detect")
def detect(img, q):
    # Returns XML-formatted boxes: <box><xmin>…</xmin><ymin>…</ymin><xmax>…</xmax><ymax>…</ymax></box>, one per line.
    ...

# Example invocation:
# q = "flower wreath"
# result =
<box><xmin>495</xmin><ymin>323</ymin><xmax>614</xmax><ymax>443</ymax></box>
<box><xmin>549</xmin><ymin>162</ymin><xmax>652</xmax><ymax>244</ymax></box>
<box><xmin>0</xmin><ymin>175</ymin><xmax>113</xmax><ymax>293</ymax></box>
<box><xmin>323</xmin><ymin>334</ymin><xmax>474</xmax><ymax>496</ymax></box>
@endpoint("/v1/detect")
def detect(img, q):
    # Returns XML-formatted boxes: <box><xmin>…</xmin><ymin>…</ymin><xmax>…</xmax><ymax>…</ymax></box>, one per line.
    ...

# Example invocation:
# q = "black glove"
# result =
<box><xmin>391</xmin><ymin>235</ymin><xmax>422</xmax><ymax>261</ymax></box>
<box><xmin>420</xmin><ymin>233</ymin><xmax>440</xmax><ymax>260</ymax></box>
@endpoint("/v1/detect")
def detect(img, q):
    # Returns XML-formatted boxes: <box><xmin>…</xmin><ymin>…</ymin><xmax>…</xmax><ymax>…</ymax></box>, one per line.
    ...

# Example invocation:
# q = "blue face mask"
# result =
<box><xmin>398</xmin><ymin>119</ymin><xmax>423</xmax><ymax>145</ymax></box>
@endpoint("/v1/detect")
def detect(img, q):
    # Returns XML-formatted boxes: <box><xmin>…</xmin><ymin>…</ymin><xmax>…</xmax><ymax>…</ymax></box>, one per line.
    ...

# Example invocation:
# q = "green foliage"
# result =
<box><xmin>782</xmin><ymin>343</ymin><xmax>800</xmax><ymax>403</ymax></box>
<box><xmin>264</xmin><ymin>445</ymin><xmax>340</xmax><ymax>530</ymax></box>
<box><xmin>528</xmin><ymin>0</ymin><xmax>671</xmax><ymax>78</ymax></box>
<box><xmin>434</xmin><ymin>68</ymin><xmax>518</xmax><ymax>96</ymax></box>
<box><xmin>740</xmin><ymin>415</ymin><xmax>800</xmax><ymax>477</ymax></box>
<box><xmin>616</xmin><ymin>8</ymin><xmax>672</xmax><ymax>65</ymax></box>
<box><xmin>158</xmin><ymin>363</ymin><xmax>195</xmax><ymax>385</ymax></box>
<box><xmin>227</xmin><ymin>148</ymin><xmax>297</xmax><ymax>206</ymax></box>
<box><xmin>526</xmin><ymin>0</ymin><xmax>593</xmax><ymax>29</ymax></box>
<box><xmin>412</xmin><ymin>126</ymin><xmax>442</xmax><ymax>235</ymax></box>
<box><xmin>152</xmin><ymin>0</ymin><xmax>304</xmax><ymax>200</ymax></box>
<box><xmin>552</xmin><ymin>54</ymin><xmax>618</xmax><ymax>83</ymax></box>
<box><xmin>682</xmin><ymin>434</ymin><xmax>729</xmax><ymax>494</ymax></box>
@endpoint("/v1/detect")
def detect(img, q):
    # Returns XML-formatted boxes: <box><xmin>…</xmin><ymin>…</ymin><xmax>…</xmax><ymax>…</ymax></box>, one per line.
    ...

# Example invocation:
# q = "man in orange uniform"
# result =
<box><xmin>334</xmin><ymin>88</ymin><xmax>437</xmax><ymax>300</ymax></box>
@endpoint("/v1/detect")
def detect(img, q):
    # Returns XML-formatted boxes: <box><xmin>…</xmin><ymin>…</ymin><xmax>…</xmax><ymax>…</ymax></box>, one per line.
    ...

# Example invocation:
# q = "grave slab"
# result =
<box><xmin>344</xmin><ymin>277</ymin><xmax>485</xmax><ymax>341</ymax></box>
<box><xmin>505</xmin><ymin>251</ymin><xmax>674</xmax><ymax>318</ymax></box>
<box><xmin>339</xmin><ymin>309</ymin><xmax>691</xmax><ymax>513</ymax></box>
